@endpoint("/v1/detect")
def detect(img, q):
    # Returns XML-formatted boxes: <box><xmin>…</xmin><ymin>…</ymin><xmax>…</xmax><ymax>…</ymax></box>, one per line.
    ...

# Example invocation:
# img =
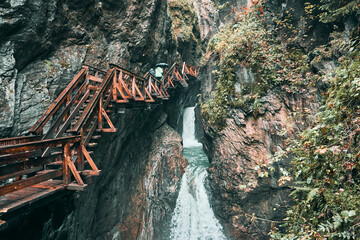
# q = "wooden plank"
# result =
<box><xmin>112</xmin><ymin>70</ymin><xmax>117</xmax><ymax>101</ymax></box>
<box><xmin>132</xmin><ymin>77</ymin><xmax>145</xmax><ymax>101</ymax></box>
<box><xmin>88</xmin><ymin>75</ymin><xmax>102</xmax><ymax>83</ymax></box>
<box><xmin>117</xmin><ymin>70</ymin><xmax>132</xmax><ymax>99</ymax></box>
<box><xmin>84</xmin><ymin>119</ymin><xmax>98</xmax><ymax>146</ymax></box>
<box><xmin>0</xmin><ymin>180</ymin><xmax>65</xmax><ymax>215</ymax></box>
<box><xmin>0</xmin><ymin>169</ymin><xmax>62</xmax><ymax>196</ymax></box>
<box><xmin>0</xmin><ymin>136</ymin><xmax>81</xmax><ymax>155</ymax></box>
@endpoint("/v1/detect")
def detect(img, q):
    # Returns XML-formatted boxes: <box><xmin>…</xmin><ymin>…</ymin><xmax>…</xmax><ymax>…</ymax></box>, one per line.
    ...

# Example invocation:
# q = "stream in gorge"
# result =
<box><xmin>169</xmin><ymin>107</ymin><xmax>226</xmax><ymax>240</ymax></box>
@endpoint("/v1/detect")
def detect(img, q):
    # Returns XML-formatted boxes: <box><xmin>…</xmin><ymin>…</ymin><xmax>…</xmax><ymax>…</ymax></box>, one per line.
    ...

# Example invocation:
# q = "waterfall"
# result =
<box><xmin>182</xmin><ymin>107</ymin><xmax>202</xmax><ymax>148</ymax></box>
<box><xmin>170</xmin><ymin>107</ymin><xmax>226</xmax><ymax>240</ymax></box>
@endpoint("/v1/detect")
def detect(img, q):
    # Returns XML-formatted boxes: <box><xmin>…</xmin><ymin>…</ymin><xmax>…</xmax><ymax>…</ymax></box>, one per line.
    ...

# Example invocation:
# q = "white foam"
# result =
<box><xmin>170</xmin><ymin>107</ymin><xmax>226</xmax><ymax>240</ymax></box>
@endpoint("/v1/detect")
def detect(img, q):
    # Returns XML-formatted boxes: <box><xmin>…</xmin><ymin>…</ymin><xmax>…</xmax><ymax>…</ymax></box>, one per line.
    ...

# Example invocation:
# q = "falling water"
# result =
<box><xmin>170</xmin><ymin>107</ymin><xmax>226</xmax><ymax>240</ymax></box>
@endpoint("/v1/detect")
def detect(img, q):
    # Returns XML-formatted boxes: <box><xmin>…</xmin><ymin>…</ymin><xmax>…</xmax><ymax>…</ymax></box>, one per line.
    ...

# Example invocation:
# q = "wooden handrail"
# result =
<box><xmin>70</xmin><ymin>68</ymin><xmax>115</xmax><ymax>133</ymax></box>
<box><xmin>0</xmin><ymin>135</ymin><xmax>41</xmax><ymax>146</ymax></box>
<box><xmin>0</xmin><ymin>136</ymin><xmax>81</xmax><ymax>155</ymax></box>
<box><xmin>29</xmin><ymin>67</ymin><xmax>88</xmax><ymax>135</ymax></box>
<box><xmin>109</xmin><ymin>63</ymin><xmax>147</xmax><ymax>82</ymax></box>
<box><xmin>83</xmin><ymin>64</ymin><xmax>107</xmax><ymax>74</ymax></box>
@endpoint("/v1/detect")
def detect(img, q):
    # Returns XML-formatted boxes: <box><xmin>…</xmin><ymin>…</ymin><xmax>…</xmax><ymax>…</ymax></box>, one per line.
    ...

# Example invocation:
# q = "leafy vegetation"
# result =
<box><xmin>168</xmin><ymin>0</ymin><xmax>199</xmax><ymax>45</ymax></box>
<box><xmin>201</xmin><ymin>1</ymin><xmax>360</xmax><ymax>237</ymax></box>
<box><xmin>201</xmin><ymin>3</ymin><xmax>315</xmax><ymax>130</ymax></box>
<box><xmin>271</xmin><ymin>43</ymin><xmax>360</xmax><ymax>239</ymax></box>
<box><xmin>319</xmin><ymin>0</ymin><xmax>360</xmax><ymax>23</ymax></box>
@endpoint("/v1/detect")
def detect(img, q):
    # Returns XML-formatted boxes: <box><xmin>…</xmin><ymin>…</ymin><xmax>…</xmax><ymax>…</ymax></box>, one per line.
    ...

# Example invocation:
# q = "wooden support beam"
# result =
<box><xmin>101</xmin><ymin>108</ymin><xmax>117</xmax><ymax>132</ymax></box>
<box><xmin>82</xmin><ymin>146</ymin><xmax>99</xmax><ymax>172</ymax></box>
<box><xmin>144</xmin><ymin>87</ymin><xmax>155</xmax><ymax>103</ymax></box>
<box><xmin>132</xmin><ymin>77</ymin><xmax>145</xmax><ymax>101</ymax></box>
<box><xmin>67</xmin><ymin>158</ymin><xmax>84</xmax><ymax>185</ymax></box>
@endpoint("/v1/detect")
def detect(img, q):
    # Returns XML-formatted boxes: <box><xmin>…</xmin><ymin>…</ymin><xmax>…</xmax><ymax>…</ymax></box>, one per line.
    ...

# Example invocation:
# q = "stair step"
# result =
<box><xmin>45</xmin><ymin>161</ymin><xmax>63</xmax><ymax>170</ymax></box>
<box><xmin>87</xmin><ymin>143</ymin><xmax>98</xmax><ymax>147</ymax></box>
<box><xmin>50</xmin><ymin>152</ymin><xmax>62</xmax><ymax>156</ymax></box>
<box><xmin>91</xmin><ymin>135</ymin><xmax>101</xmax><ymax>140</ymax></box>
<box><xmin>67</xmin><ymin>183</ymin><xmax>87</xmax><ymax>191</ymax></box>
<box><xmin>73</xmin><ymin>151</ymin><xmax>93</xmax><ymax>156</ymax></box>
<box><xmin>81</xmin><ymin>170</ymin><xmax>101</xmax><ymax>177</ymax></box>
<box><xmin>36</xmin><ymin>169</ymin><xmax>58</xmax><ymax>175</ymax></box>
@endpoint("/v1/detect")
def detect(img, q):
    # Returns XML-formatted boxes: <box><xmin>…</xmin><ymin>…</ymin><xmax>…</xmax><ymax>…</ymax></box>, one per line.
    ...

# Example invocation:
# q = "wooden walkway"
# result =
<box><xmin>0</xmin><ymin>62</ymin><xmax>198</xmax><ymax>228</ymax></box>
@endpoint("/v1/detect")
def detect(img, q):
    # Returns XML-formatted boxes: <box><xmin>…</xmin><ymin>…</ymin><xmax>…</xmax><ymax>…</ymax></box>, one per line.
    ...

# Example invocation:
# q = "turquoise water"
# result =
<box><xmin>170</xmin><ymin>107</ymin><xmax>226</xmax><ymax>240</ymax></box>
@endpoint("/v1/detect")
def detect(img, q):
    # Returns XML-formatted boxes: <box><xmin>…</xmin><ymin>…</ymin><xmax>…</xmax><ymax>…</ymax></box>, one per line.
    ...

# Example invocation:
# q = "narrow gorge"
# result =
<box><xmin>1</xmin><ymin>0</ymin><xmax>360</xmax><ymax>240</ymax></box>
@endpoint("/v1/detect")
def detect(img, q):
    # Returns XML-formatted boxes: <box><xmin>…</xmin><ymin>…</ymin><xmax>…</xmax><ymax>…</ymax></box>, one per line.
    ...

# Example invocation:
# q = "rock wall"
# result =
<box><xmin>2</xmin><ymin>107</ymin><xmax>188</xmax><ymax>240</ymax></box>
<box><xmin>0</xmin><ymin>0</ymin><xmax>176</xmax><ymax>137</ymax></box>
<box><xmin>0</xmin><ymin>0</ymin><xmax>196</xmax><ymax>239</ymax></box>
<box><xmin>196</xmin><ymin>0</ymin><xmax>358</xmax><ymax>239</ymax></box>
<box><xmin>202</xmin><ymin>91</ymin><xmax>317</xmax><ymax>239</ymax></box>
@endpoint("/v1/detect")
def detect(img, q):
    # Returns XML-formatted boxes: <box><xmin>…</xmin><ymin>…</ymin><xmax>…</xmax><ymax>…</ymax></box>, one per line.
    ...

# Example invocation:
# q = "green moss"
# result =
<box><xmin>168</xmin><ymin>0</ymin><xmax>199</xmax><ymax>45</ymax></box>
<box><xmin>271</xmin><ymin>43</ymin><xmax>360</xmax><ymax>240</ymax></box>
<box><xmin>201</xmin><ymin>5</ymin><xmax>315</xmax><ymax>130</ymax></box>
<box><xmin>319</xmin><ymin>0</ymin><xmax>360</xmax><ymax>23</ymax></box>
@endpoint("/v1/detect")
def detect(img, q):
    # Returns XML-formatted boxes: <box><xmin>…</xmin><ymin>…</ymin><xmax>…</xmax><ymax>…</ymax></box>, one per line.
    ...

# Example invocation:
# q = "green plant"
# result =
<box><xmin>168</xmin><ymin>0</ymin><xmax>199</xmax><ymax>45</ymax></box>
<box><xmin>201</xmin><ymin>3</ymin><xmax>315</xmax><ymax>130</ymax></box>
<box><xmin>319</xmin><ymin>0</ymin><xmax>360</xmax><ymax>23</ymax></box>
<box><xmin>271</xmin><ymin>44</ymin><xmax>360</xmax><ymax>240</ymax></box>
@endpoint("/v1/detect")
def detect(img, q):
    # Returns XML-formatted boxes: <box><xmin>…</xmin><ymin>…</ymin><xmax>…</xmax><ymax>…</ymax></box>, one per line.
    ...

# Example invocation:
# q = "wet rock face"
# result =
<box><xmin>2</xmin><ymin>109</ymin><xmax>187</xmax><ymax>240</ymax></box>
<box><xmin>0</xmin><ymin>0</ymin><xmax>174</xmax><ymax>137</ymax></box>
<box><xmin>203</xmin><ymin>92</ymin><xmax>316</xmax><ymax>239</ymax></box>
<box><xmin>70</xmin><ymin>110</ymin><xmax>187</xmax><ymax>240</ymax></box>
<box><xmin>118</xmin><ymin>122</ymin><xmax>188</xmax><ymax>240</ymax></box>
<box><xmin>192</xmin><ymin>0</ymin><xmax>219</xmax><ymax>43</ymax></box>
<box><xmin>0</xmin><ymin>42</ymin><xmax>16</xmax><ymax>136</ymax></box>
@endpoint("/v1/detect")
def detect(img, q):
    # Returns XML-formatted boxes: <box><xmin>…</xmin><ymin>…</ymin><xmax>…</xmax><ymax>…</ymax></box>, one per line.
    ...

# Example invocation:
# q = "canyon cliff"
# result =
<box><xmin>1</xmin><ymin>0</ymin><xmax>359</xmax><ymax>239</ymax></box>
<box><xmin>0</xmin><ymin>0</ymin><xmax>197</xmax><ymax>239</ymax></box>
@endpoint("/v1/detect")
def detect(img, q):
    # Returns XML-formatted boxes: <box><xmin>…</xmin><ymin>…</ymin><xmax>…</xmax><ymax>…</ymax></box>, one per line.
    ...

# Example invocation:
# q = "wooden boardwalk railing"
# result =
<box><xmin>0</xmin><ymin>62</ymin><xmax>197</xmax><ymax>227</ymax></box>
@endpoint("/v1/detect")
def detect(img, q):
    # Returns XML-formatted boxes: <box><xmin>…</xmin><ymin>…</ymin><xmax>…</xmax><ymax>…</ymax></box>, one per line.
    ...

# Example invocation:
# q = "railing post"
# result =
<box><xmin>98</xmin><ymin>94</ymin><xmax>103</xmax><ymax>129</ymax></box>
<box><xmin>112</xmin><ymin>70</ymin><xmax>117</xmax><ymax>101</ymax></box>
<box><xmin>132</xmin><ymin>77</ymin><xmax>136</xmax><ymax>98</ymax></box>
<box><xmin>76</xmin><ymin>138</ymin><xmax>84</xmax><ymax>171</ymax></box>
<box><xmin>148</xmin><ymin>76</ymin><xmax>152</xmax><ymax>94</ymax></box>
<box><xmin>63</xmin><ymin>143</ymin><xmax>71</xmax><ymax>185</ymax></box>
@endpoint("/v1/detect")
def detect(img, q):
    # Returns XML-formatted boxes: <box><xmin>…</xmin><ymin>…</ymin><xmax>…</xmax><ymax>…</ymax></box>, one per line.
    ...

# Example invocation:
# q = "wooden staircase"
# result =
<box><xmin>0</xmin><ymin>62</ymin><xmax>198</xmax><ymax>228</ymax></box>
